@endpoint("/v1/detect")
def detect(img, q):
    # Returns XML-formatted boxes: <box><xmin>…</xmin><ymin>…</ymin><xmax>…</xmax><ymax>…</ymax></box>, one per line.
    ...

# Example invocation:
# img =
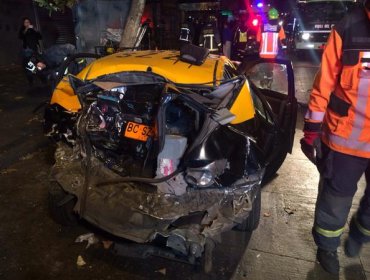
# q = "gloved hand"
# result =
<box><xmin>300</xmin><ymin>130</ymin><xmax>322</xmax><ymax>164</ymax></box>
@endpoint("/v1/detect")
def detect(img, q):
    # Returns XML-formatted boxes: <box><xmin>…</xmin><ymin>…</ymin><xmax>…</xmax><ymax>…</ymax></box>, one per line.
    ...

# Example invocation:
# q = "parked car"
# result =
<box><xmin>44</xmin><ymin>46</ymin><xmax>297</xmax><ymax>271</ymax></box>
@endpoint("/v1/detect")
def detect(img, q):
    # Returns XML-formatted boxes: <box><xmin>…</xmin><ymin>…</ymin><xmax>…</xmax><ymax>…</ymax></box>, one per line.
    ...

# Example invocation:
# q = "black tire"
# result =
<box><xmin>262</xmin><ymin>151</ymin><xmax>288</xmax><ymax>184</ymax></box>
<box><xmin>234</xmin><ymin>187</ymin><xmax>261</xmax><ymax>232</ymax></box>
<box><xmin>48</xmin><ymin>181</ymin><xmax>78</xmax><ymax>226</ymax></box>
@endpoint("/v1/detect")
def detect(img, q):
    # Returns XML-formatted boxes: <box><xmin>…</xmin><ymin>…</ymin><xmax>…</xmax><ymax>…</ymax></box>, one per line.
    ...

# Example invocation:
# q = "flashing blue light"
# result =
<box><xmin>257</xmin><ymin>2</ymin><xmax>264</xmax><ymax>8</ymax></box>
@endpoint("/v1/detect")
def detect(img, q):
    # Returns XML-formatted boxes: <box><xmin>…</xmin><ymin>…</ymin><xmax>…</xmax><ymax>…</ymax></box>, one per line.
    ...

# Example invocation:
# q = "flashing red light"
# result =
<box><xmin>252</xmin><ymin>18</ymin><xmax>259</xmax><ymax>27</ymax></box>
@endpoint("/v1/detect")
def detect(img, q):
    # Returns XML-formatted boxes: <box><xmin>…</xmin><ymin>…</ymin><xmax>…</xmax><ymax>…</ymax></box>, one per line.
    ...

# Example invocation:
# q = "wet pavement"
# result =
<box><xmin>1</xmin><ymin>57</ymin><xmax>368</xmax><ymax>280</ymax></box>
<box><xmin>0</xmin><ymin>65</ymin><xmax>50</xmax><ymax>169</ymax></box>
<box><xmin>233</xmin><ymin>114</ymin><xmax>369</xmax><ymax>280</ymax></box>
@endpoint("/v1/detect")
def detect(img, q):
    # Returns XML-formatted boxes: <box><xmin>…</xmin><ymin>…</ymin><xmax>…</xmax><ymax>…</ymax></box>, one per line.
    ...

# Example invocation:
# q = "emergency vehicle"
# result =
<box><xmin>293</xmin><ymin>0</ymin><xmax>358</xmax><ymax>51</ymax></box>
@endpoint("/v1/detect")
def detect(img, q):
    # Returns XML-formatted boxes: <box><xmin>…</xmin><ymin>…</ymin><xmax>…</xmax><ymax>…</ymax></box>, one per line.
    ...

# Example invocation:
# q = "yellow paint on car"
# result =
<box><xmin>229</xmin><ymin>81</ymin><xmax>255</xmax><ymax>124</ymax></box>
<box><xmin>50</xmin><ymin>50</ymin><xmax>255</xmax><ymax>125</ymax></box>
<box><xmin>50</xmin><ymin>77</ymin><xmax>81</xmax><ymax>112</ymax></box>
<box><xmin>79</xmin><ymin>50</ymin><xmax>224</xmax><ymax>85</ymax></box>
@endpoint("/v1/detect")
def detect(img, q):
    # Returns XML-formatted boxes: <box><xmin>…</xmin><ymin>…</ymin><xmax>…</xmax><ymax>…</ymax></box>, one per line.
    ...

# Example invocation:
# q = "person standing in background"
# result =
<box><xmin>18</xmin><ymin>17</ymin><xmax>42</xmax><ymax>86</ymax></box>
<box><xmin>256</xmin><ymin>8</ymin><xmax>286</xmax><ymax>59</ymax></box>
<box><xmin>19</xmin><ymin>17</ymin><xmax>42</xmax><ymax>53</ymax></box>
<box><xmin>222</xmin><ymin>22</ymin><xmax>232</xmax><ymax>58</ymax></box>
<box><xmin>179</xmin><ymin>16</ymin><xmax>195</xmax><ymax>46</ymax></box>
<box><xmin>199</xmin><ymin>16</ymin><xmax>221</xmax><ymax>53</ymax></box>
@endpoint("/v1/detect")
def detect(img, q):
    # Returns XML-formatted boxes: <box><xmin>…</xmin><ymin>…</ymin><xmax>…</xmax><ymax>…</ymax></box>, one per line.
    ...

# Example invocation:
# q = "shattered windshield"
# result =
<box><xmin>93</xmin><ymin>71</ymin><xmax>167</xmax><ymax>86</ymax></box>
<box><xmin>298</xmin><ymin>1</ymin><xmax>356</xmax><ymax>23</ymax></box>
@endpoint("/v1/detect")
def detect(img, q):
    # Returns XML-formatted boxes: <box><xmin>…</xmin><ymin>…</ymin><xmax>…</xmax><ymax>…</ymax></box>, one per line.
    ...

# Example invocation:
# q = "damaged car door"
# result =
<box><xmin>238</xmin><ymin>58</ymin><xmax>297</xmax><ymax>181</ymax></box>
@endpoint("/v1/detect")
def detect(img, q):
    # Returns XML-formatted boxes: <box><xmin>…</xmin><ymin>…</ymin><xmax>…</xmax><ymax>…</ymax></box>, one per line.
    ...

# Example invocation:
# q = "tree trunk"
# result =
<box><xmin>119</xmin><ymin>0</ymin><xmax>146</xmax><ymax>50</ymax></box>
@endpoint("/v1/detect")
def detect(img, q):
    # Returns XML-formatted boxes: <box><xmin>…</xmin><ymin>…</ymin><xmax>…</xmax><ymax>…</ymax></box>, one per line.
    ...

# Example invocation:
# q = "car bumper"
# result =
<box><xmin>295</xmin><ymin>41</ymin><xmax>326</xmax><ymax>50</ymax></box>
<box><xmin>52</xmin><ymin>143</ymin><xmax>263</xmax><ymax>258</ymax></box>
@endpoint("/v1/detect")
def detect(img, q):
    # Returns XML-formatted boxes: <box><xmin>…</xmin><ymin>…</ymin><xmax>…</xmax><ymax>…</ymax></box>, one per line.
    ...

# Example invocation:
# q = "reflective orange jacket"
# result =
<box><xmin>256</xmin><ymin>19</ymin><xmax>286</xmax><ymax>59</ymax></box>
<box><xmin>305</xmin><ymin>8</ymin><xmax>370</xmax><ymax>158</ymax></box>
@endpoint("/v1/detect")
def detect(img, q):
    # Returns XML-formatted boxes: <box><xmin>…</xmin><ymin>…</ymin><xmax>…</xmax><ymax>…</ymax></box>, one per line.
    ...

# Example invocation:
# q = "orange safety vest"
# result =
<box><xmin>305</xmin><ymin>8</ymin><xmax>370</xmax><ymax>158</ymax></box>
<box><xmin>257</xmin><ymin>20</ymin><xmax>286</xmax><ymax>59</ymax></box>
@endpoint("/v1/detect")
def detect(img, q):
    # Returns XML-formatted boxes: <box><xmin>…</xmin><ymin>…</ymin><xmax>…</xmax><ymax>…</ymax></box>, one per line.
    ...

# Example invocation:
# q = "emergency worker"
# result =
<box><xmin>256</xmin><ymin>8</ymin><xmax>286</xmax><ymax>59</ymax></box>
<box><xmin>179</xmin><ymin>17</ymin><xmax>195</xmax><ymax>45</ymax></box>
<box><xmin>255</xmin><ymin>8</ymin><xmax>286</xmax><ymax>89</ymax></box>
<box><xmin>301</xmin><ymin>0</ymin><xmax>370</xmax><ymax>275</ymax></box>
<box><xmin>199</xmin><ymin>16</ymin><xmax>221</xmax><ymax>53</ymax></box>
<box><xmin>233</xmin><ymin>24</ymin><xmax>248</xmax><ymax>52</ymax></box>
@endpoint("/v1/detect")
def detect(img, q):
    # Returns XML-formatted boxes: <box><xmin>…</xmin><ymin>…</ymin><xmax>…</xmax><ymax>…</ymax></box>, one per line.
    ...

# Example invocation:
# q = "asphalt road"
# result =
<box><xmin>0</xmin><ymin>57</ymin><xmax>320</xmax><ymax>280</ymax></box>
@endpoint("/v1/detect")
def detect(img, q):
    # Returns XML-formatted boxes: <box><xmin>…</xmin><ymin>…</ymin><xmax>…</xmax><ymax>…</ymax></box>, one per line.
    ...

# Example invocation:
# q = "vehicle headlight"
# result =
<box><xmin>186</xmin><ymin>170</ymin><xmax>214</xmax><ymax>188</ymax></box>
<box><xmin>185</xmin><ymin>160</ymin><xmax>227</xmax><ymax>188</ymax></box>
<box><xmin>199</xmin><ymin>172</ymin><xmax>213</xmax><ymax>186</ymax></box>
<box><xmin>302</xmin><ymin>33</ymin><xmax>310</xmax><ymax>41</ymax></box>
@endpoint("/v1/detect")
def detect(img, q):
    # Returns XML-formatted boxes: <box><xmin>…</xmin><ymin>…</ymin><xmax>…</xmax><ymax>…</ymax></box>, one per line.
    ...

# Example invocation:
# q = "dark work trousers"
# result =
<box><xmin>313</xmin><ymin>143</ymin><xmax>370</xmax><ymax>251</ymax></box>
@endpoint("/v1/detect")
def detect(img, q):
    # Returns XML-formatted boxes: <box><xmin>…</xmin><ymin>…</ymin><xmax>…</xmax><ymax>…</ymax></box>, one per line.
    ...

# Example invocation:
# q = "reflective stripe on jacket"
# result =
<box><xmin>199</xmin><ymin>23</ymin><xmax>221</xmax><ymax>51</ymax></box>
<box><xmin>180</xmin><ymin>27</ymin><xmax>190</xmax><ymax>42</ymax></box>
<box><xmin>260</xmin><ymin>32</ymin><xmax>279</xmax><ymax>58</ymax></box>
<box><xmin>256</xmin><ymin>19</ymin><xmax>285</xmax><ymax>59</ymax></box>
<box><xmin>306</xmin><ymin>8</ymin><xmax>370</xmax><ymax>158</ymax></box>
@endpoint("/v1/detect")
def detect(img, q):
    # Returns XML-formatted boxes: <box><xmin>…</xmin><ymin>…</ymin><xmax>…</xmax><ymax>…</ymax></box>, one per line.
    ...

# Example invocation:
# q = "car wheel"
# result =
<box><xmin>262</xmin><ymin>151</ymin><xmax>288</xmax><ymax>184</ymax></box>
<box><xmin>234</xmin><ymin>187</ymin><xmax>261</xmax><ymax>232</ymax></box>
<box><xmin>48</xmin><ymin>181</ymin><xmax>78</xmax><ymax>226</ymax></box>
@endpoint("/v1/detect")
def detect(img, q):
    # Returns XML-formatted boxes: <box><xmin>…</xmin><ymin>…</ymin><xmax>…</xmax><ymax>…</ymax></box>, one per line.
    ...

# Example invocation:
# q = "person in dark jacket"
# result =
<box><xmin>222</xmin><ymin>22</ymin><xmax>233</xmax><ymax>58</ymax></box>
<box><xmin>199</xmin><ymin>16</ymin><xmax>221</xmax><ymax>53</ymax></box>
<box><xmin>19</xmin><ymin>17</ymin><xmax>42</xmax><ymax>85</ymax></box>
<box><xmin>25</xmin><ymin>43</ymin><xmax>77</xmax><ymax>88</ymax></box>
<box><xmin>179</xmin><ymin>17</ymin><xmax>195</xmax><ymax>46</ymax></box>
<box><xmin>19</xmin><ymin>17</ymin><xmax>42</xmax><ymax>53</ymax></box>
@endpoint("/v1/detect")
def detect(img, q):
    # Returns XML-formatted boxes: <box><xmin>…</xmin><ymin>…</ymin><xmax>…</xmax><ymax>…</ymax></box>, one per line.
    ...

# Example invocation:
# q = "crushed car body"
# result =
<box><xmin>45</xmin><ymin>47</ymin><xmax>297</xmax><ymax>267</ymax></box>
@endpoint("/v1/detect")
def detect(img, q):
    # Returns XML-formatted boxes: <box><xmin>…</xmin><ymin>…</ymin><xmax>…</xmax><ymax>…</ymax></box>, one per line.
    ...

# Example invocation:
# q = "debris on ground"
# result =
<box><xmin>284</xmin><ymin>206</ymin><xmax>296</xmax><ymax>215</ymax></box>
<box><xmin>75</xmin><ymin>233</ymin><xmax>99</xmax><ymax>249</ymax></box>
<box><xmin>155</xmin><ymin>268</ymin><xmax>166</xmax><ymax>275</ymax></box>
<box><xmin>0</xmin><ymin>168</ymin><xmax>17</xmax><ymax>175</ymax></box>
<box><xmin>76</xmin><ymin>255</ymin><xmax>86</xmax><ymax>267</ymax></box>
<box><xmin>235</xmin><ymin>266</ymin><xmax>248</xmax><ymax>278</ymax></box>
<box><xmin>102</xmin><ymin>240</ymin><xmax>113</xmax><ymax>249</ymax></box>
<box><xmin>14</xmin><ymin>96</ymin><xmax>24</xmax><ymax>101</ymax></box>
<box><xmin>263</xmin><ymin>212</ymin><xmax>271</xmax><ymax>217</ymax></box>
<box><xmin>20</xmin><ymin>153</ymin><xmax>35</xmax><ymax>161</ymax></box>
<box><xmin>27</xmin><ymin>115</ymin><xmax>42</xmax><ymax>124</ymax></box>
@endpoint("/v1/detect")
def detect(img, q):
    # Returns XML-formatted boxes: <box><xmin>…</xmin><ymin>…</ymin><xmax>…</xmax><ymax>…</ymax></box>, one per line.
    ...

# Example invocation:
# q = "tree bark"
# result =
<box><xmin>119</xmin><ymin>0</ymin><xmax>146</xmax><ymax>50</ymax></box>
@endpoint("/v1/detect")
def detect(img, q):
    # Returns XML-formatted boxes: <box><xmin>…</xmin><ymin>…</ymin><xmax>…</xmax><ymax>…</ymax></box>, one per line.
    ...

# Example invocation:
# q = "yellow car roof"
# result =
<box><xmin>78</xmin><ymin>50</ymin><xmax>230</xmax><ymax>86</ymax></box>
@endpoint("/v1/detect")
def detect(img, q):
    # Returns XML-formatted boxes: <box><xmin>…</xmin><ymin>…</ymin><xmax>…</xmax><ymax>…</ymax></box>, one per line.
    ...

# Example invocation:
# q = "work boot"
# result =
<box><xmin>345</xmin><ymin>236</ymin><xmax>362</xmax><ymax>257</ymax></box>
<box><xmin>316</xmin><ymin>248</ymin><xmax>339</xmax><ymax>275</ymax></box>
